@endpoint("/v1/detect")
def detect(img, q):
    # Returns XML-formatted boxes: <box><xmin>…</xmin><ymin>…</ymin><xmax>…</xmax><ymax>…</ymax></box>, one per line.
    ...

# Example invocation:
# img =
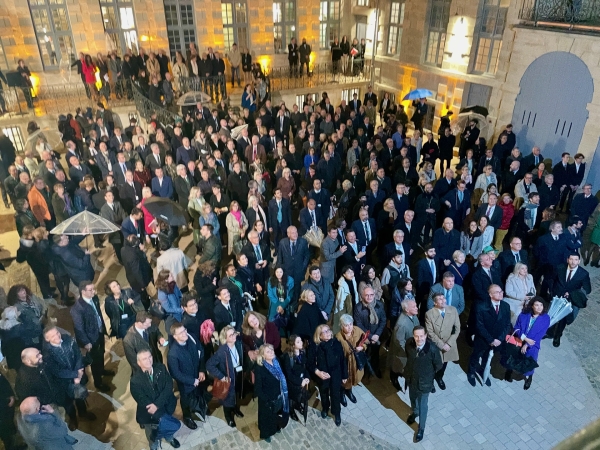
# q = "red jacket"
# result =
<box><xmin>82</xmin><ymin>61</ymin><xmax>96</xmax><ymax>83</ymax></box>
<box><xmin>499</xmin><ymin>202</ymin><xmax>515</xmax><ymax>230</ymax></box>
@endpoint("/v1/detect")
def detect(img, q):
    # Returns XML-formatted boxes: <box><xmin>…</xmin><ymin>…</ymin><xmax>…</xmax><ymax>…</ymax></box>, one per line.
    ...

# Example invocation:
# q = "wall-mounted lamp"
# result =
<box><xmin>444</xmin><ymin>51</ymin><xmax>453</xmax><ymax>57</ymax></box>
<box><xmin>461</xmin><ymin>53</ymin><xmax>470</xmax><ymax>58</ymax></box>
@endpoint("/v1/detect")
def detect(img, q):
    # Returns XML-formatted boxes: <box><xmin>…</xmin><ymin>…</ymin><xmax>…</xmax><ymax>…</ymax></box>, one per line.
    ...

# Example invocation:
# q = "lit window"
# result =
<box><xmin>387</xmin><ymin>1</ymin><xmax>404</xmax><ymax>56</ymax></box>
<box><xmin>424</xmin><ymin>0</ymin><xmax>451</xmax><ymax>67</ymax></box>
<box><xmin>99</xmin><ymin>0</ymin><xmax>138</xmax><ymax>55</ymax></box>
<box><xmin>319</xmin><ymin>0</ymin><xmax>340</xmax><ymax>49</ymax></box>
<box><xmin>221</xmin><ymin>1</ymin><xmax>249</xmax><ymax>51</ymax></box>
<box><xmin>273</xmin><ymin>0</ymin><xmax>296</xmax><ymax>54</ymax></box>
<box><xmin>28</xmin><ymin>0</ymin><xmax>76</xmax><ymax>69</ymax></box>
<box><xmin>473</xmin><ymin>0</ymin><xmax>507</xmax><ymax>75</ymax></box>
<box><xmin>163</xmin><ymin>0</ymin><xmax>196</xmax><ymax>59</ymax></box>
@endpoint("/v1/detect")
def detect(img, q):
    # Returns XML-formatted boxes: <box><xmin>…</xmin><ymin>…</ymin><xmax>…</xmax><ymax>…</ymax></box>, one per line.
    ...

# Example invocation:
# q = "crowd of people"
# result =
<box><xmin>0</xmin><ymin>62</ymin><xmax>598</xmax><ymax>446</ymax></box>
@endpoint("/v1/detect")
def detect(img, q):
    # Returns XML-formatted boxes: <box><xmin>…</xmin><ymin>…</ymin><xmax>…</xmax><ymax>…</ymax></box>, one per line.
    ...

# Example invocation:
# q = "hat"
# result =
<box><xmin>483</xmin><ymin>245</ymin><xmax>496</xmax><ymax>254</ymax></box>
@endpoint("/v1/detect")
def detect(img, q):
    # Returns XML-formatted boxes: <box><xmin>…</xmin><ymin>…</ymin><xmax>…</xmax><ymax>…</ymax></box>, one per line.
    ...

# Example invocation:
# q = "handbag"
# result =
<box><xmin>505</xmin><ymin>329</ymin><xmax>522</xmax><ymax>347</ymax></box>
<box><xmin>187</xmin><ymin>389</ymin><xmax>208</xmax><ymax>420</ymax></box>
<box><xmin>272</xmin><ymin>312</ymin><xmax>289</xmax><ymax>329</ymax></box>
<box><xmin>342</xmin><ymin>333</ymin><xmax>368</xmax><ymax>371</ymax></box>
<box><xmin>212</xmin><ymin>354</ymin><xmax>231</xmax><ymax>401</ymax></box>
<box><xmin>267</xmin><ymin>394</ymin><xmax>283</xmax><ymax>414</ymax></box>
<box><xmin>149</xmin><ymin>299</ymin><xmax>167</xmax><ymax>320</ymax></box>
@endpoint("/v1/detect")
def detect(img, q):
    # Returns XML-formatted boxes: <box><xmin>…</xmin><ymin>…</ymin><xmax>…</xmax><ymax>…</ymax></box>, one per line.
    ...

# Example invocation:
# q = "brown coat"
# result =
<box><xmin>244</xmin><ymin>144</ymin><xmax>267</xmax><ymax>165</ymax></box>
<box><xmin>28</xmin><ymin>186</ymin><xmax>51</xmax><ymax>222</ymax></box>
<box><xmin>276</xmin><ymin>176</ymin><xmax>296</xmax><ymax>201</ymax></box>
<box><xmin>336</xmin><ymin>326</ymin><xmax>365</xmax><ymax>389</ymax></box>
<box><xmin>425</xmin><ymin>305</ymin><xmax>460</xmax><ymax>363</ymax></box>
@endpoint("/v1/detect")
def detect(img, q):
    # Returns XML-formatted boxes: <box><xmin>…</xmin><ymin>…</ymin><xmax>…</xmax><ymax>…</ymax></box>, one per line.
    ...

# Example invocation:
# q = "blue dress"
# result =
<box><xmin>513</xmin><ymin>312</ymin><xmax>551</xmax><ymax>376</ymax></box>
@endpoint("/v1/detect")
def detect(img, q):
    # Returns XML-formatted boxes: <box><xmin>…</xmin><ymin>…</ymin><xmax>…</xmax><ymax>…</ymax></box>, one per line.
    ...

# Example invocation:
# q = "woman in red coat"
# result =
<box><xmin>81</xmin><ymin>54</ymin><xmax>98</xmax><ymax>100</ymax></box>
<box><xmin>494</xmin><ymin>192</ymin><xmax>515</xmax><ymax>250</ymax></box>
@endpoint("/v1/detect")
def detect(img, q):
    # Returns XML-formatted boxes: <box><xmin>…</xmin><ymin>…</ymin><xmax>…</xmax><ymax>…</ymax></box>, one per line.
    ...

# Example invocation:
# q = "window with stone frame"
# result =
<box><xmin>164</xmin><ymin>0</ymin><xmax>196</xmax><ymax>60</ymax></box>
<box><xmin>273</xmin><ymin>0</ymin><xmax>297</xmax><ymax>54</ymax></box>
<box><xmin>472</xmin><ymin>0</ymin><xmax>508</xmax><ymax>75</ymax></box>
<box><xmin>387</xmin><ymin>1</ymin><xmax>405</xmax><ymax>56</ymax></box>
<box><xmin>99</xmin><ymin>0</ymin><xmax>138</xmax><ymax>56</ymax></box>
<box><xmin>0</xmin><ymin>38</ymin><xmax>8</xmax><ymax>71</ymax></box>
<box><xmin>319</xmin><ymin>0</ymin><xmax>341</xmax><ymax>50</ymax></box>
<box><xmin>424</xmin><ymin>0</ymin><xmax>451</xmax><ymax>67</ymax></box>
<box><xmin>28</xmin><ymin>0</ymin><xmax>76</xmax><ymax>70</ymax></box>
<box><xmin>221</xmin><ymin>1</ymin><xmax>249</xmax><ymax>51</ymax></box>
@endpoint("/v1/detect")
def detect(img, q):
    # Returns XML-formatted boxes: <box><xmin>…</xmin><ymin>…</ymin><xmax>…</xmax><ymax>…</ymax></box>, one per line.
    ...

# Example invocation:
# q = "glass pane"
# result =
<box><xmin>51</xmin><ymin>7</ymin><xmax>70</xmax><ymax>31</ymax></box>
<box><xmin>235</xmin><ymin>3</ymin><xmax>247</xmax><ymax>24</ymax></box>
<box><xmin>181</xmin><ymin>4</ymin><xmax>193</xmax><ymax>25</ymax></box>
<box><xmin>32</xmin><ymin>9</ymin><xmax>51</xmax><ymax>33</ymax></box>
<box><xmin>475</xmin><ymin>37</ymin><xmax>491</xmax><ymax>72</ymax></box>
<box><xmin>223</xmin><ymin>28</ymin><xmax>234</xmax><ymax>50</ymax></box>
<box><xmin>331</xmin><ymin>0</ymin><xmax>340</xmax><ymax>20</ymax></box>
<box><xmin>320</xmin><ymin>1</ymin><xmax>327</xmax><ymax>21</ymax></box>
<box><xmin>490</xmin><ymin>39</ymin><xmax>501</xmax><ymax>73</ymax></box>
<box><xmin>30</xmin><ymin>0</ymin><xmax>46</xmax><ymax>5</ymax></box>
<box><xmin>50</xmin><ymin>0</ymin><xmax>66</xmax><ymax>3</ymax></box>
<box><xmin>101</xmin><ymin>6</ymin><xmax>118</xmax><ymax>30</ymax></box>
<box><xmin>38</xmin><ymin>36</ymin><xmax>55</xmax><ymax>66</ymax></box>
<box><xmin>285</xmin><ymin>1</ymin><xmax>295</xmax><ymax>22</ymax></box>
<box><xmin>319</xmin><ymin>23</ymin><xmax>327</xmax><ymax>48</ymax></box>
<box><xmin>124</xmin><ymin>29</ymin><xmax>137</xmax><ymax>51</ymax></box>
<box><xmin>437</xmin><ymin>32</ymin><xmax>446</xmax><ymax>65</ymax></box>
<box><xmin>120</xmin><ymin>7</ymin><xmax>135</xmax><ymax>30</ymax></box>
<box><xmin>183</xmin><ymin>29</ymin><xmax>195</xmax><ymax>45</ymax></box>
<box><xmin>286</xmin><ymin>24</ymin><xmax>295</xmax><ymax>42</ymax></box>
<box><xmin>165</xmin><ymin>5</ymin><xmax>177</xmax><ymax>26</ymax></box>
<box><xmin>221</xmin><ymin>3</ymin><xmax>233</xmax><ymax>25</ymax></box>
<box><xmin>236</xmin><ymin>25</ymin><xmax>248</xmax><ymax>49</ymax></box>
<box><xmin>390</xmin><ymin>2</ymin><xmax>399</xmax><ymax>22</ymax></box>
<box><xmin>57</xmin><ymin>35</ymin><xmax>75</xmax><ymax>62</ymax></box>
<box><xmin>387</xmin><ymin>26</ymin><xmax>397</xmax><ymax>54</ymax></box>
<box><xmin>273</xmin><ymin>3</ymin><xmax>282</xmax><ymax>23</ymax></box>
<box><xmin>399</xmin><ymin>3</ymin><xmax>405</xmax><ymax>25</ymax></box>
<box><xmin>106</xmin><ymin>32</ymin><xmax>119</xmax><ymax>52</ymax></box>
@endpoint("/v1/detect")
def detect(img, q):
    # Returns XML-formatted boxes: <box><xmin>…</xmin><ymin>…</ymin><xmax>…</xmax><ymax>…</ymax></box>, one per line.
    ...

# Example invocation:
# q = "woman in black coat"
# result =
<box><xmin>292</xmin><ymin>290</ymin><xmax>326</xmax><ymax>342</ymax></box>
<box><xmin>307</xmin><ymin>324</ymin><xmax>348</xmax><ymax>426</ymax></box>
<box><xmin>193</xmin><ymin>261</ymin><xmax>218</xmax><ymax>321</ymax></box>
<box><xmin>206</xmin><ymin>325</ymin><xmax>245</xmax><ymax>427</ymax></box>
<box><xmin>103</xmin><ymin>280</ymin><xmax>143</xmax><ymax>339</ymax></box>
<box><xmin>282</xmin><ymin>334</ymin><xmax>309</xmax><ymax>422</ymax></box>
<box><xmin>14</xmin><ymin>199</ymin><xmax>40</xmax><ymax>236</ymax></box>
<box><xmin>254</xmin><ymin>344</ymin><xmax>290</xmax><ymax>441</ymax></box>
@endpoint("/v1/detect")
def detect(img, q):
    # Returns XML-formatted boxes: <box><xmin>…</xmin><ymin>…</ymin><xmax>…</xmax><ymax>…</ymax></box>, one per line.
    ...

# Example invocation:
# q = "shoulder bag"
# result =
<box><xmin>212</xmin><ymin>352</ymin><xmax>231</xmax><ymax>400</ymax></box>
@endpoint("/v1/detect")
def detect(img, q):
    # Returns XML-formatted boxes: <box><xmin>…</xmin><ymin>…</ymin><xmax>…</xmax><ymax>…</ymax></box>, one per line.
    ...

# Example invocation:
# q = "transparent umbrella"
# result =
<box><xmin>26</xmin><ymin>129</ymin><xmax>64</xmax><ymax>155</ymax></box>
<box><xmin>50</xmin><ymin>211</ymin><xmax>120</xmax><ymax>235</ymax></box>
<box><xmin>231</xmin><ymin>124</ymin><xmax>248</xmax><ymax>140</ymax></box>
<box><xmin>450</xmin><ymin>112</ymin><xmax>493</xmax><ymax>142</ymax></box>
<box><xmin>176</xmin><ymin>91</ymin><xmax>212</xmax><ymax>106</ymax></box>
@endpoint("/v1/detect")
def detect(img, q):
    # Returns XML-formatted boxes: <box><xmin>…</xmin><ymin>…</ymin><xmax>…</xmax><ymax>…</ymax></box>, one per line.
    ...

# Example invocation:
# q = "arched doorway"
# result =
<box><xmin>511</xmin><ymin>52</ymin><xmax>594</xmax><ymax>162</ymax></box>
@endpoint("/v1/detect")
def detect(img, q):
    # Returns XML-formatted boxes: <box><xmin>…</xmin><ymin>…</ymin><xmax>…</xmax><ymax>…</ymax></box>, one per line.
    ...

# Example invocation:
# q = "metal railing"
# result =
<box><xmin>178</xmin><ymin>75</ymin><xmax>228</xmax><ymax>102</ymax></box>
<box><xmin>131</xmin><ymin>83</ymin><xmax>181</xmax><ymax>125</ymax></box>
<box><xmin>268</xmin><ymin>61</ymin><xmax>372</xmax><ymax>91</ymax></box>
<box><xmin>519</xmin><ymin>0</ymin><xmax>600</xmax><ymax>29</ymax></box>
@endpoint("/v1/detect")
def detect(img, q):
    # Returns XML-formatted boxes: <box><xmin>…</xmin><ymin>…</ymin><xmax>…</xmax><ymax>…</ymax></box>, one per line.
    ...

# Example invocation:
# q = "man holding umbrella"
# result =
<box><xmin>411</xmin><ymin>98</ymin><xmax>428</xmax><ymax>133</ymax></box>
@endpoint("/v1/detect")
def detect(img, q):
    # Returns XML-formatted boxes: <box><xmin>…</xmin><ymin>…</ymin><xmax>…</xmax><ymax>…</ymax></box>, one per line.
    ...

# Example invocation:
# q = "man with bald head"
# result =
<box><xmin>278</xmin><ymin>225</ymin><xmax>310</xmax><ymax>305</ymax></box>
<box><xmin>18</xmin><ymin>396</ymin><xmax>78</xmax><ymax>449</ymax></box>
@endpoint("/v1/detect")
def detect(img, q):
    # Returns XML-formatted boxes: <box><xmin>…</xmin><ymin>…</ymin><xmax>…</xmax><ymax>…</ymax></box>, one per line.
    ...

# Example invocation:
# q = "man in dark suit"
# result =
<box><xmin>121</xmin><ymin>235</ymin><xmax>152</xmax><ymax>308</ymax></box>
<box><xmin>121</xmin><ymin>207</ymin><xmax>145</xmax><ymax>240</ymax></box>
<box><xmin>70</xmin><ymin>281</ymin><xmax>113</xmax><ymax>392</ymax></box>
<box><xmin>565</xmin><ymin>153</ymin><xmax>586</xmax><ymax>211</ymax></box>
<box><xmin>537</xmin><ymin>173</ymin><xmax>560</xmax><ymax>212</ymax></box>
<box><xmin>135</xmin><ymin>137</ymin><xmax>151</xmax><ymax>162</ymax></box>
<box><xmin>471</xmin><ymin>253</ymin><xmax>503</xmax><ymax>304</ymax></box>
<box><xmin>145</xmin><ymin>144</ymin><xmax>164</xmax><ymax>174</ymax></box>
<box><xmin>167</xmin><ymin>321</ymin><xmax>206</xmax><ymax>430</ymax></box>
<box><xmin>553</xmin><ymin>152</ymin><xmax>571</xmax><ymax>211</ymax></box>
<box><xmin>498</xmin><ymin>237</ymin><xmax>528</xmax><ymax>282</ymax></box>
<box><xmin>113</xmin><ymin>152</ymin><xmax>132</xmax><ymax>186</ymax></box>
<box><xmin>514</xmin><ymin>192</ymin><xmax>542</xmax><ymax>248</ymax></box>
<box><xmin>533</xmin><ymin>220</ymin><xmax>570</xmax><ymax>289</ymax></box>
<box><xmin>570</xmin><ymin>183</ymin><xmax>598</xmax><ymax>232</ymax></box>
<box><xmin>474</xmin><ymin>194</ymin><xmax>503</xmax><ymax>231</ymax></box>
<box><xmin>432</xmin><ymin>218</ymin><xmax>460</xmax><ymax>272</ymax></box>
<box><xmin>443</xmin><ymin>181</ymin><xmax>471</xmax><ymax>233</ymax></box>
<box><xmin>268</xmin><ymin>188</ymin><xmax>292</xmax><ymax>253</ymax></box>
<box><xmin>278</xmin><ymin>226</ymin><xmax>310</xmax><ymax>303</ymax></box>
<box><xmin>118</xmin><ymin>170</ymin><xmax>143</xmax><ymax>214</ymax></box>
<box><xmin>476</xmin><ymin>148</ymin><xmax>502</xmax><ymax>177</ymax></box>
<box><xmin>502</xmin><ymin>160</ymin><xmax>523</xmax><ymax>195</ymax></box>
<box><xmin>275</xmin><ymin>109</ymin><xmax>291</xmax><ymax>144</ymax></box>
<box><xmin>384</xmin><ymin>229</ymin><xmax>412</xmax><ymax>268</ymax></box>
<box><xmin>213</xmin><ymin>287</ymin><xmax>244</xmax><ymax>333</ymax></box>
<box><xmin>100</xmin><ymin>190</ymin><xmax>127</xmax><ymax>263</ymax></box>
<box><xmin>241</xmin><ymin>231</ymin><xmax>271</xmax><ymax>291</ymax></box>
<box><xmin>68</xmin><ymin>156</ymin><xmax>92</xmax><ymax>185</ymax></box>
<box><xmin>432</xmin><ymin>169</ymin><xmax>457</xmax><ymax>200</ymax></box>
<box><xmin>551</xmin><ymin>254</ymin><xmax>591</xmax><ymax>347</ymax></box>
<box><xmin>467</xmin><ymin>284</ymin><xmax>511</xmax><ymax>387</ymax></box>
<box><xmin>173</xmin><ymin>165</ymin><xmax>194</xmax><ymax>207</ymax></box>
<box><xmin>109</xmin><ymin>127</ymin><xmax>129</xmax><ymax>153</ymax></box>
<box><xmin>299</xmin><ymin>199</ymin><xmax>324</xmax><ymax>235</ymax></box>
<box><xmin>151</xmin><ymin>167</ymin><xmax>174</xmax><ymax>199</ymax></box>
<box><xmin>308</xmin><ymin>179</ymin><xmax>331</xmax><ymax>229</ymax></box>
<box><xmin>351</xmin><ymin>208</ymin><xmax>377</xmax><ymax>261</ymax></box>
<box><xmin>416</xmin><ymin>246</ymin><xmax>439</xmax><ymax>306</ymax></box>
<box><xmin>459</xmin><ymin>119</ymin><xmax>480</xmax><ymax>159</ymax></box>
<box><xmin>349</xmin><ymin>93</ymin><xmax>361</xmax><ymax>112</ymax></box>
<box><xmin>363</xmin><ymin>86</ymin><xmax>377</xmax><ymax>108</ymax></box>
<box><xmin>521</xmin><ymin>146</ymin><xmax>544</xmax><ymax>172</ymax></box>
<box><xmin>340</xmin><ymin>229</ymin><xmax>366</xmax><ymax>278</ymax></box>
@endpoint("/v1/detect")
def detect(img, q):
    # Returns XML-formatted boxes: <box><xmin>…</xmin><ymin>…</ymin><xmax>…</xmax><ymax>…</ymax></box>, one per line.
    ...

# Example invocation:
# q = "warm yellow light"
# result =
<box><xmin>446</xmin><ymin>17</ymin><xmax>471</xmax><ymax>63</ymax></box>
<box><xmin>258</xmin><ymin>56</ymin><xmax>271</xmax><ymax>73</ymax></box>
<box><xmin>140</xmin><ymin>35</ymin><xmax>149</xmax><ymax>42</ymax></box>
<box><xmin>309</xmin><ymin>52</ymin><xmax>316</xmax><ymax>70</ymax></box>
<box><xmin>94</xmin><ymin>67</ymin><xmax>102</xmax><ymax>90</ymax></box>
<box><xmin>29</xmin><ymin>74</ymin><xmax>39</xmax><ymax>98</ymax></box>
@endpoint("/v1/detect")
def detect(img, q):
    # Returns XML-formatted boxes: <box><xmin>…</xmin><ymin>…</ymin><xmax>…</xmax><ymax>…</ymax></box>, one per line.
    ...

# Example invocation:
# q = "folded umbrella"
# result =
<box><xmin>549</xmin><ymin>296</ymin><xmax>573</xmax><ymax>327</ymax></box>
<box><xmin>402</xmin><ymin>89</ymin><xmax>433</xmax><ymax>101</ymax></box>
<box><xmin>142</xmin><ymin>197</ymin><xmax>188</xmax><ymax>227</ymax></box>
<box><xmin>481</xmin><ymin>349</ymin><xmax>494</xmax><ymax>384</ymax></box>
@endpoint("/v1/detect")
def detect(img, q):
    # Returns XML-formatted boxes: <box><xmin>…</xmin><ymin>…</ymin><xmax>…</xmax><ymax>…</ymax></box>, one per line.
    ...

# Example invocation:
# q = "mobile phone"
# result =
<box><xmin>361</xmin><ymin>246</ymin><xmax>366</xmax><ymax>253</ymax></box>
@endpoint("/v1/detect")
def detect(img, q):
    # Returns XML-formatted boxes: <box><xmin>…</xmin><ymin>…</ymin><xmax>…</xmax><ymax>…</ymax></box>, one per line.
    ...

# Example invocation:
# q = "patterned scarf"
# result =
<box><xmin>264</xmin><ymin>358</ymin><xmax>289</xmax><ymax>413</ymax></box>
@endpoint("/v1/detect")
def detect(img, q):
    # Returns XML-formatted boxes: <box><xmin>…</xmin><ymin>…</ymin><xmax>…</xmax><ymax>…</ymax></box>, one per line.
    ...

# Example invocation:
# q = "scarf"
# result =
<box><xmin>522</xmin><ymin>202</ymin><xmax>538</xmax><ymax>230</ymax></box>
<box><xmin>63</xmin><ymin>194</ymin><xmax>74</xmax><ymax>215</ymax></box>
<box><xmin>383</xmin><ymin>203</ymin><xmax>397</xmax><ymax>220</ymax></box>
<box><xmin>364</xmin><ymin>301</ymin><xmax>379</xmax><ymax>325</ymax></box>
<box><xmin>254</xmin><ymin>204</ymin><xmax>267</xmax><ymax>227</ymax></box>
<box><xmin>231</xmin><ymin>209</ymin><xmax>243</xmax><ymax>226</ymax></box>
<box><xmin>263</xmin><ymin>358</ymin><xmax>289</xmax><ymax>413</ymax></box>
<box><xmin>228</xmin><ymin>276</ymin><xmax>243</xmax><ymax>296</ymax></box>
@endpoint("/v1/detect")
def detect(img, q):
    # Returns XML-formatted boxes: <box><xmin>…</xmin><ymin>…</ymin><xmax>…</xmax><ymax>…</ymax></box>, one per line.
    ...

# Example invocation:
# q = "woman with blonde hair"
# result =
<box><xmin>254</xmin><ymin>344</ymin><xmax>290</xmax><ymax>441</ymax></box>
<box><xmin>335</xmin><ymin>314</ymin><xmax>365</xmax><ymax>405</ymax></box>
<box><xmin>187</xmin><ymin>186</ymin><xmax>205</xmax><ymax>244</ymax></box>
<box><xmin>505</xmin><ymin>262</ymin><xmax>536</xmax><ymax>324</ymax></box>
<box><xmin>276</xmin><ymin>167</ymin><xmax>295</xmax><ymax>201</ymax></box>
<box><xmin>225</xmin><ymin>200</ymin><xmax>248</xmax><ymax>255</ymax></box>
<box><xmin>200</xmin><ymin>202</ymin><xmax>221</xmax><ymax>240</ymax></box>
<box><xmin>307</xmin><ymin>324</ymin><xmax>348</xmax><ymax>426</ymax></box>
<box><xmin>241</xmin><ymin>311</ymin><xmax>281</xmax><ymax>362</ymax></box>
<box><xmin>419</xmin><ymin>161</ymin><xmax>436</xmax><ymax>183</ymax></box>
<box><xmin>140</xmin><ymin>186</ymin><xmax>156</xmax><ymax>244</ymax></box>
<box><xmin>206</xmin><ymin>325</ymin><xmax>245</xmax><ymax>428</ymax></box>
<box><xmin>171</xmin><ymin>50</ymin><xmax>188</xmax><ymax>92</ymax></box>
<box><xmin>246</xmin><ymin>194</ymin><xmax>267</xmax><ymax>231</ymax></box>
<box><xmin>292</xmin><ymin>289</ymin><xmax>325</xmax><ymax>341</ymax></box>
<box><xmin>377</xmin><ymin>198</ymin><xmax>398</xmax><ymax>248</ymax></box>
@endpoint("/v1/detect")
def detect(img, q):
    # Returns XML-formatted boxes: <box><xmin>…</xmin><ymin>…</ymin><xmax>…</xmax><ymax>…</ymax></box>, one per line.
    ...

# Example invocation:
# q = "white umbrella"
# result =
<box><xmin>26</xmin><ymin>129</ymin><xmax>63</xmax><ymax>155</ymax></box>
<box><xmin>450</xmin><ymin>112</ymin><xmax>492</xmax><ymax>142</ymax></box>
<box><xmin>176</xmin><ymin>91</ymin><xmax>211</xmax><ymax>106</ymax></box>
<box><xmin>548</xmin><ymin>296</ymin><xmax>573</xmax><ymax>327</ymax></box>
<box><xmin>231</xmin><ymin>124</ymin><xmax>248</xmax><ymax>140</ymax></box>
<box><xmin>50</xmin><ymin>210</ymin><xmax>120</xmax><ymax>235</ymax></box>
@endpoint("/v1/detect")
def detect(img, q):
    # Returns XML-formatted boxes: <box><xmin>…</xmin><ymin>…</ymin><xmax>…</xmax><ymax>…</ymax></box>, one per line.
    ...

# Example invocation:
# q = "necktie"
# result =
<box><xmin>277</xmin><ymin>201</ymin><xmax>282</xmax><ymax>222</ymax></box>
<box><xmin>272</xmin><ymin>138</ymin><xmax>276</xmax><ymax>148</ymax></box>
<box><xmin>255</xmin><ymin>245</ymin><xmax>262</xmax><ymax>261</ymax></box>
<box><xmin>458</xmin><ymin>191</ymin><xmax>464</xmax><ymax>203</ymax></box>
<box><xmin>495</xmin><ymin>304</ymin><xmax>499</xmax><ymax>314</ymax></box>
<box><xmin>535</xmin><ymin>155</ymin><xmax>539</xmax><ymax>165</ymax></box>
<box><xmin>310</xmin><ymin>210</ymin><xmax>316</xmax><ymax>227</ymax></box>
<box><xmin>429</xmin><ymin>259</ymin><xmax>435</xmax><ymax>278</ymax></box>
<box><xmin>363</xmin><ymin>222</ymin><xmax>370</xmax><ymax>243</ymax></box>
<box><xmin>515</xmin><ymin>252</ymin><xmax>520</xmax><ymax>263</ymax></box>
<box><xmin>291</xmin><ymin>241</ymin><xmax>295</xmax><ymax>256</ymax></box>
<box><xmin>142</xmin><ymin>330</ymin><xmax>149</xmax><ymax>342</ymax></box>
<box><xmin>486</xmin><ymin>269</ymin><xmax>492</xmax><ymax>282</ymax></box>
<box><xmin>486</xmin><ymin>206</ymin><xmax>491</xmax><ymax>216</ymax></box>
<box><xmin>441</xmin><ymin>310</ymin><xmax>445</xmax><ymax>318</ymax></box>
<box><xmin>155</xmin><ymin>154</ymin><xmax>160</xmax><ymax>164</ymax></box>
<box><xmin>121</xmin><ymin>163</ymin><xmax>126</xmax><ymax>173</ymax></box>
<box><xmin>554</xmin><ymin>235</ymin><xmax>558</xmax><ymax>241</ymax></box>
<box><xmin>567</xmin><ymin>270</ymin><xmax>573</xmax><ymax>282</ymax></box>
<box><xmin>253</xmin><ymin>146</ymin><xmax>257</xmax><ymax>160</ymax></box>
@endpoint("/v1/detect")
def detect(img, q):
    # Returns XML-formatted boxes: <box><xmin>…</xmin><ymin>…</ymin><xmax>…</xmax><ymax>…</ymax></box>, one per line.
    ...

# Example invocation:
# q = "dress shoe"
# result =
<box><xmin>345</xmin><ymin>389</ymin><xmax>357</xmax><ymax>403</ymax></box>
<box><xmin>340</xmin><ymin>393</ymin><xmax>347</xmax><ymax>407</ymax></box>
<box><xmin>407</xmin><ymin>414</ymin><xmax>417</xmax><ymax>425</ymax></box>
<box><xmin>484</xmin><ymin>377</ymin><xmax>492</xmax><ymax>387</ymax></box>
<box><xmin>321</xmin><ymin>409</ymin><xmax>329</xmax><ymax>419</ymax></box>
<box><xmin>68</xmin><ymin>416</ymin><xmax>78</xmax><ymax>431</ymax></box>
<box><xmin>234</xmin><ymin>409</ymin><xmax>244</xmax><ymax>418</ymax></box>
<box><xmin>436</xmin><ymin>378</ymin><xmax>446</xmax><ymax>390</ymax></box>
<box><xmin>467</xmin><ymin>374</ymin><xmax>477</xmax><ymax>387</ymax></box>
<box><xmin>431</xmin><ymin>386</ymin><xmax>436</xmax><ymax>393</ymax></box>
<box><xmin>504</xmin><ymin>370</ymin><xmax>513</xmax><ymax>382</ymax></box>
<box><xmin>524</xmin><ymin>376</ymin><xmax>533</xmax><ymax>390</ymax></box>
<box><xmin>553</xmin><ymin>336</ymin><xmax>561</xmax><ymax>347</ymax></box>
<box><xmin>80</xmin><ymin>411</ymin><xmax>97</xmax><ymax>421</ymax></box>
<box><xmin>227</xmin><ymin>418</ymin><xmax>237</xmax><ymax>427</ymax></box>
<box><xmin>265</xmin><ymin>437</ymin><xmax>272</xmax><ymax>443</ymax></box>
<box><xmin>95</xmin><ymin>383</ymin><xmax>110</xmax><ymax>393</ymax></box>
<box><xmin>183</xmin><ymin>417</ymin><xmax>197</xmax><ymax>430</ymax></box>
<box><xmin>290</xmin><ymin>409</ymin><xmax>299</xmax><ymax>422</ymax></box>
<box><xmin>334</xmin><ymin>415</ymin><xmax>341</xmax><ymax>427</ymax></box>
<box><xmin>102</xmin><ymin>369</ymin><xmax>116</xmax><ymax>376</ymax></box>
<box><xmin>415</xmin><ymin>429</ymin><xmax>424</xmax><ymax>443</ymax></box>
<box><xmin>165</xmin><ymin>437</ymin><xmax>180</xmax><ymax>448</ymax></box>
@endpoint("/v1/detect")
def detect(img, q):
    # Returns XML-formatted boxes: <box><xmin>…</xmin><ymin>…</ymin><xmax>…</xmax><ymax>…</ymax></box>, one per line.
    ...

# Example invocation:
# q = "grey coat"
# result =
<box><xmin>426</xmin><ymin>283</ymin><xmax>465</xmax><ymax>315</ymax></box>
<box><xmin>389</xmin><ymin>312</ymin><xmax>420</xmax><ymax>373</ymax></box>
<box><xmin>319</xmin><ymin>236</ymin><xmax>344</xmax><ymax>284</ymax></box>
<box><xmin>301</xmin><ymin>278</ymin><xmax>335</xmax><ymax>316</ymax></box>
<box><xmin>100</xmin><ymin>201</ymin><xmax>127</xmax><ymax>244</ymax></box>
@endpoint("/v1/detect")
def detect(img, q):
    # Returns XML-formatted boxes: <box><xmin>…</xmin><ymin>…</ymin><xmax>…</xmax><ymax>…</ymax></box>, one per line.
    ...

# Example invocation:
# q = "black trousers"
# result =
<box><xmin>320</xmin><ymin>379</ymin><xmax>342</xmax><ymax>416</ymax></box>
<box><xmin>436</xmin><ymin>362</ymin><xmax>448</xmax><ymax>380</ymax></box>
<box><xmin>367</xmin><ymin>341</ymin><xmax>381</xmax><ymax>374</ymax></box>
<box><xmin>55</xmin><ymin>274</ymin><xmax>71</xmax><ymax>302</ymax></box>
<box><xmin>112</xmin><ymin>242</ymin><xmax>124</xmax><ymax>264</ymax></box>
<box><xmin>64</xmin><ymin>398</ymin><xmax>88</xmax><ymax>420</ymax></box>
<box><xmin>0</xmin><ymin>408</ymin><xmax>16</xmax><ymax>450</ymax></box>
<box><xmin>89</xmin><ymin>337</ymin><xmax>106</xmax><ymax>387</ymax></box>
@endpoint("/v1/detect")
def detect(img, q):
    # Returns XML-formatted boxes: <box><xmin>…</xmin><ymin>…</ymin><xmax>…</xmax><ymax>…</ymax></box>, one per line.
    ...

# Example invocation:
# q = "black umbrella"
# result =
<box><xmin>459</xmin><ymin>105</ymin><xmax>489</xmax><ymax>117</ymax></box>
<box><xmin>300</xmin><ymin>386</ymin><xmax>310</xmax><ymax>426</ymax></box>
<box><xmin>143</xmin><ymin>197</ymin><xmax>188</xmax><ymax>226</ymax></box>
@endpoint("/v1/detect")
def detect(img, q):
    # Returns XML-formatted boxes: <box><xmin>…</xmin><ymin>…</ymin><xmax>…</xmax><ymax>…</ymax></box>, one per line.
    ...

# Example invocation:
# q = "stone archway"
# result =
<box><xmin>511</xmin><ymin>52</ymin><xmax>594</xmax><ymax>162</ymax></box>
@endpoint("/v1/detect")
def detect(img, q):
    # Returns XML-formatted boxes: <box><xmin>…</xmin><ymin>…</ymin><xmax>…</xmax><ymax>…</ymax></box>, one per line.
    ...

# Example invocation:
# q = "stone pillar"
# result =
<box><xmin>195</xmin><ymin>0</ymin><xmax>224</xmax><ymax>52</ymax></box>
